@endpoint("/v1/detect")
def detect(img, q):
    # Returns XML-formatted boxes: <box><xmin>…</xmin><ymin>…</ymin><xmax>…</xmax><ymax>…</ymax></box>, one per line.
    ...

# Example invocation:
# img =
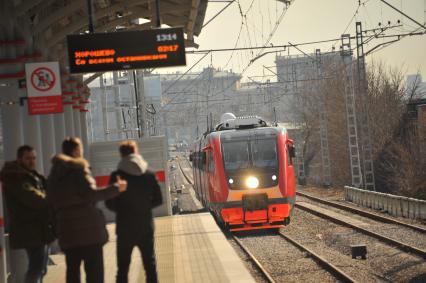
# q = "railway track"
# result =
<box><xmin>177</xmin><ymin>159</ymin><xmax>425</xmax><ymax>280</ymax></box>
<box><xmin>277</xmin><ymin>232</ymin><xmax>357</xmax><ymax>283</ymax></box>
<box><xmin>295</xmin><ymin>201</ymin><xmax>426</xmax><ymax>259</ymax></box>
<box><xmin>180</xmin><ymin>158</ymin><xmax>354</xmax><ymax>281</ymax></box>
<box><xmin>232</xmin><ymin>235</ymin><xmax>276</xmax><ymax>283</ymax></box>
<box><xmin>177</xmin><ymin>157</ymin><xmax>193</xmax><ymax>185</ymax></box>
<box><xmin>232</xmin><ymin>232</ymin><xmax>358</xmax><ymax>283</ymax></box>
<box><xmin>296</xmin><ymin>191</ymin><xmax>426</xmax><ymax>234</ymax></box>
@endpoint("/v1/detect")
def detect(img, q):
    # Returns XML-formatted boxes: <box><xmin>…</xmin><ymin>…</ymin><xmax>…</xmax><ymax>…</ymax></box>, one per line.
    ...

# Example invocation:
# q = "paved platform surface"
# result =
<box><xmin>44</xmin><ymin>213</ymin><xmax>255</xmax><ymax>283</ymax></box>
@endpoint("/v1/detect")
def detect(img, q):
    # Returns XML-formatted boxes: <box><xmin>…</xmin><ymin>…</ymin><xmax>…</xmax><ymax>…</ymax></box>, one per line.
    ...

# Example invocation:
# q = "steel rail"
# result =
<box><xmin>177</xmin><ymin>157</ymin><xmax>194</xmax><ymax>185</ymax></box>
<box><xmin>296</xmin><ymin>203</ymin><xmax>426</xmax><ymax>259</ymax></box>
<box><xmin>296</xmin><ymin>191</ymin><xmax>426</xmax><ymax>234</ymax></box>
<box><xmin>278</xmin><ymin>232</ymin><xmax>358</xmax><ymax>283</ymax></box>
<box><xmin>232</xmin><ymin>235</ymin><xmax>277</xmax><ymax>283</ymax></box>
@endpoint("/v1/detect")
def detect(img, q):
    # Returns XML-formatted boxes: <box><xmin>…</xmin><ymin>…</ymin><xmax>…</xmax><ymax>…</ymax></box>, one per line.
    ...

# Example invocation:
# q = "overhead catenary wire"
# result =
<box><xmin>205</xmin><ymin>3</ymin><xmax>291</xmax><ymax>99</ymax></box>
<box><xmin>165</xmin><ymin>31</ymin><xmax>419</xmax><ymax>109</ymax></box>
<box><xmin>223</xmin><ymin>19</ymin><xmax>244</xmax><ymax>69</ymax></box>
<box><xmin>330</xmin><ymin>3</ymin><xmax>361</xmax><ymax>51</ymax></box>
<box><xmin>162</xmin><ymin>0</ymin><xmax>288</xmax><ymax>109</ymax></box>
<box><xmin>187</xmin><ymin>37</ymin><xmax>345</xmax><ymax>54</ymax></box>
<box><xmin>186</xmin><ymin>28</ymin><xmax>422</xmax><ymax>55</ymax></box>
<box><xmin>361</xmin><ymin>1</ymin><xmax>377</xmax><ymax>29</ymax></box>
<box><xmin>163</xmin><ymin>1</ymin><xmax>425</xmax><ymax>113</ymax></box>
<box><xmin>202</xmin><ymin>0</ymin><xmax>236</xmax><ymax>28</ymax></box>
<box><xmin>366</xmin><ymin>27</ymin><xmax>424</xmax><ymax>55</ymax></box>
<box><xmin>379</xmin><ymin>0</ymin><xmax>426</xmax><ymax>30</ymax></box>
<box><xmin>192</xmin><ymin>32</ymin><xmax>424</xmax><ymax>118</ymax></box>
<box><xmin>330</xmin><ymin>0</ymin><xmax>375</xmax><ymax>52</ymax></box>
<box><xmin>160</xmin><ymin>52</ymin><xmax>210</xmax><ymax>108</ymax></box>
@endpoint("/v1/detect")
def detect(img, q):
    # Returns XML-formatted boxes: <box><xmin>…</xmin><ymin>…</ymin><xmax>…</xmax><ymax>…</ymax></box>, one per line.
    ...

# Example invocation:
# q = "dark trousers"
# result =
<box><xmin>116</xmin><ymin>234</ymin><xmax>158</xmax><ymax>283</ymax></box>
<box><xmin>25</xmin><ymin>245</ymin><xmax>49</xmax><ymax>283</ymax></box>
<box><xmin>64</xmin><ymin>244</ymin><xmax>104</xmax><ymax>283</ymax></box>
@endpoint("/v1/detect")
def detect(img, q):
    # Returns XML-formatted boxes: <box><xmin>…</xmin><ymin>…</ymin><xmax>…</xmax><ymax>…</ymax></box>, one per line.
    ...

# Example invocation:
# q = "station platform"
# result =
<box><xmin>44</xmin><ymin>213</ymin><xmax>255</xmax><ymax>283</ymax></box>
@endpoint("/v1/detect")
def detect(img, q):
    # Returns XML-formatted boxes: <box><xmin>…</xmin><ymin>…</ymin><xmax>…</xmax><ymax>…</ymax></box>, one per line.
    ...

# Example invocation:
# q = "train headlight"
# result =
<box><xmin>228</xmin><ymin>178</ymin><xmax>234</xmax><ymax>184</ymax></box>
<box><xmin>246</xmin><ymin>176</ymin><xmax>259</xmax><ymax>189</ymax></box>
<box><xmin>272</xmin><ymin>175</ymin><xmax>277</xmax><ymax>181</ymax></box>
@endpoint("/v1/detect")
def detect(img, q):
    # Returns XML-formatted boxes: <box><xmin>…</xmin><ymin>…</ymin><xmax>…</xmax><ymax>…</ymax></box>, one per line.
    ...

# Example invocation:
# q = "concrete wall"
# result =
<box><xmin>344</xmin><ymin>186</ymin><xmax>426</xmax><ymax>220</ymax></box>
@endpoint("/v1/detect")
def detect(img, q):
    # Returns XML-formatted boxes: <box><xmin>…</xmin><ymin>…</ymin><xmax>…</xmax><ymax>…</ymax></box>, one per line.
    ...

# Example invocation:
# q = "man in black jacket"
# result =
<box><xmin>47</xmin><ymin>137</ymin><xmax>127</xmax><ymax>283</ymax></box>
<box><xmin>0</xmin><ymin>145</ymin><xmax>54</xmax><ymax>283</ymax></box>
<box><xmin>107</xmin><ymin>140</ymin><xmax>162</xmax><ymax>283</ymax></box>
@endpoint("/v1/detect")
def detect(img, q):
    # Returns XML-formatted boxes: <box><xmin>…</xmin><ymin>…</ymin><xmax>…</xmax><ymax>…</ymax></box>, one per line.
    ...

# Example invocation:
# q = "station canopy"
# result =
<box><xmin>11</xmin><ymin>0</ymin><xmax>208</xmax><ymax>58</ymax></box>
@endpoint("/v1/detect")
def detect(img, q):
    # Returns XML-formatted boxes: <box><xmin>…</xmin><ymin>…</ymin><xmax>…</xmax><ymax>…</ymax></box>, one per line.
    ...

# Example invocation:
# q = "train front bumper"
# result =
<box><xmin>220</xmin><ymin>196</ymin><xmax>293</xmax><ymax>231</ymax></box>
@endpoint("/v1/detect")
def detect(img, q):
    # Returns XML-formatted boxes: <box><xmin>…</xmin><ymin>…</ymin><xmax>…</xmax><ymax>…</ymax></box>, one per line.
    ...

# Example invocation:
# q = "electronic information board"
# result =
<box><xmin>67</xmin><ymin>27</ymin><xmax>186</xmax><ymax>73</ymax></box>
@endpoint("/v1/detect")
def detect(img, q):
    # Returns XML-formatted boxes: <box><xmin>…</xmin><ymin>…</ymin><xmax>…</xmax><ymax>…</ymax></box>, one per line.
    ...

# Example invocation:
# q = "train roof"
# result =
<box><xmin>209</xmin><ymin>126</ymin><xmax>286</xmax><ymax>139</ymax></box>
<box><xmin>192</xmin><ymin>114</ymin><xmax>296</xmax><ymax>145</ymax></box>
<box><xmin>214</xmin><ymin>115</ymin><xmax>271</xmax><ymax>131</ymax></box>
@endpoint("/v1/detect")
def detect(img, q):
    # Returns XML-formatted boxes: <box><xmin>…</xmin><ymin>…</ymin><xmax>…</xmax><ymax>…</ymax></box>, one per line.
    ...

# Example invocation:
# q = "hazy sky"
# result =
<box><xmin>160</xmin><ymin>0</ymin><xmax>426</xmax><ymax>83</ymax></box>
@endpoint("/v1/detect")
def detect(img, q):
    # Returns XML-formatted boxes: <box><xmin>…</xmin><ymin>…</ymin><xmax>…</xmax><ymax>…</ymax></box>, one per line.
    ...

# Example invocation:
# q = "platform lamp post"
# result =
<box><xmin>0</xmin><ymin>186</ymin><xmax>7</xmax><ymax>283</ymax></box>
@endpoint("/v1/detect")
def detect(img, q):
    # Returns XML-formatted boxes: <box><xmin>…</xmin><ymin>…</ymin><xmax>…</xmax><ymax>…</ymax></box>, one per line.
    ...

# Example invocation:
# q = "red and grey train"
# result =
<box><xmin>190</xmin><ymin>114</ymin><xmax>296</xmax><ymax>231</ymax></box>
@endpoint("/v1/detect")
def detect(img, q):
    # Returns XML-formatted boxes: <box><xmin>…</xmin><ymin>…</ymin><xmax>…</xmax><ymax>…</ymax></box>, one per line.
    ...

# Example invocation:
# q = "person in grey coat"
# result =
<box><xmin>106</xmin><ymin>140</ymin><xmax>162</xmax><ymax>283</ymax></box>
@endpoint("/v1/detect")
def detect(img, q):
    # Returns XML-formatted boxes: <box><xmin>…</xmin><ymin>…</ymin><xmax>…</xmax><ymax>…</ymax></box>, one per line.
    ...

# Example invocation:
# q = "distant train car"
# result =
<box><xmin>190</xmin><ymin>113</ymin><xmax>296</xmax><ymax>231</ymax></box>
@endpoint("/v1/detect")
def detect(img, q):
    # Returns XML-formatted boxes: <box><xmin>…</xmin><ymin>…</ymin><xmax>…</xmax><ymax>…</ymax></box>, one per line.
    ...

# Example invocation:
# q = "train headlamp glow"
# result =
<box><xmin>272</xmin><ymin>175</ymin><xmax>277</xmax><ymax>181</ymax></box>
<box><xmin>246</xmin><ymin>176</ymin><xmax>259</xmax><ymax>189</ymax></box>
<box><xmin>228</xmin><ymin>178</ymin><xmax>234</xmax><ymax>184</ymax></box>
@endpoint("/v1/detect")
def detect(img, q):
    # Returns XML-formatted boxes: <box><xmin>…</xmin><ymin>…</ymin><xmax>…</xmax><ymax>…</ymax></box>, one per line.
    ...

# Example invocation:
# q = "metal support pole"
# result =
<box><xmin>155</xmin><ymin>0</ymin><xmax>161</xmax><ymax>28</ymax></box>
<box><xmin>53</xmin><ymin>112</ymin><xmax>66</xmax><ymax>152</ymax></box>
<box><xmin>295</xmin><ymin>141</ymin><xmax>306</xmax><ymax>185</ymax></box>
<box><xmin>356</xmin><ymin>22</ymin><xmax>376</xmax><ymax>191</ymax></box>
<box><xmin>341</xmin><ymin>34</ymin><xmax>363</xmax><ymax>188</ymax></box>
<box><xmin>132</xmin><ymin>71</ymin><xmax>142</xmax><ymax>138</ymax></box>
<box><xmin>80</xmin><ymin>111</ymin><xmax>90</xmax><ymax>158</ymax></box>
<box><xmin>315</xmin><ymin>49</ymin><xmax>332</xmax><ymax>187</ymax></box>
<box><xmin>86</xmin><ymin>0</ymin><xmax>94</xmax><ymax>33</ymax></box>
<box><xmin>0</xmin><ymin>185</ymin><xmax>7</xmax><ymax>283</ymax></box>
<box><xmin>39</xmin><ymin>115</ymin><xmax>55</xmax><ymax>174</ymax></box>
<box><xmin>100</xmin><ymin>74</ymin><xmax>110</xmax><ymax>140</ymax></box>
<box><xmin>113</xmin><ymin>71</ymin><xmax>123</xmax><ymax>140</ymax></box>
<box><xmin>64</xmin><ymin>104</ymin><xmax>75</xmax><ymax>137</ymax></box>
<box><xmin>73</xmin><ymin>105</ymin><xmax>82</xmax><ymax>138</ymax></box>
<box><xmin>21</xmin><ymin>99</ymin><xmax>43</xmax><ymax>171</ymax></box>
<box><xmin>0</xmin><ymin>87</ymin><xmax>23</xmax><ymax>161</ymax></box>
<box><xmin>0</xmin><ymin>86</ymin><xmax>24</xmax><ymax>283</ymax></box>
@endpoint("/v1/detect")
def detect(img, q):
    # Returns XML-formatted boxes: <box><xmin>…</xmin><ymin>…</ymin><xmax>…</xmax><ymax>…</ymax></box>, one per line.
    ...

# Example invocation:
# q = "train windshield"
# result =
<box><xmin>222</xmin><ymin>138</ymin><xmax>278</xmax><ymax>171</ymax></box>
<box><xmin>252</xmin><ymin>139</ymin><xmax>278</xmax><ymax>168</ymax></box>
<box><xmin>222</xmin><ymin>141</ymin><xmax>250</xmax><ymax>170</ymax></box>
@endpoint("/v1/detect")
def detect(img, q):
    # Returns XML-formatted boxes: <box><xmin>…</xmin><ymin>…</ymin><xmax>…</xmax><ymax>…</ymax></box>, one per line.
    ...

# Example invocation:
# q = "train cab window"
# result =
<box><xmin>198</xmin><ymin>152</ymin><xmax>204</xmax><ymax>170</ymax></box>
<box><xmin>222</xmin><ymin>141</ymin><xmax>250</xmax><ymax>170</ymax></box>
<box><xmin>195</xmin><ymin>152</ymin><xmax>201</xmax><ymax>169</ymax></box>
<box><xmin>207</xmin><ymin>152</ymin><xmax>215</xmax><ymax>172</ymax></box>
<box><xmin>252</xmin><ymin>139</ymin><xmax>278</xmax><ymax>168</ymax></box>
<box><xmin>287</xmin><ymin>145</ymin><xmax>295</xmax><ymax>166</ymax></box>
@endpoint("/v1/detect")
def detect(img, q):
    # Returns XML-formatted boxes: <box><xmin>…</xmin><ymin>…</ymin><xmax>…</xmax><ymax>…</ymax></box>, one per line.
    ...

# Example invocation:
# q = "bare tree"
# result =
<box><xmin>290</xmin><ymin>57</ymin><xmax>425</xmax><ymax>197</ymax></box>
<box><xmin>367</xmin><ymin>62</ymin><xmax>426</xmax><ymax>199</ymax></box>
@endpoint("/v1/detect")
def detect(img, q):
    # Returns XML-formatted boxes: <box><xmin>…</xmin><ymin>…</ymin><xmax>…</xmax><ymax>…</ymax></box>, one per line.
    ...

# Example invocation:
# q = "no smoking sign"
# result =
<box><xmin>25</xmin><ymin>62</ymin><xmax>63</xmax><ymax>115</ymax></box>
<box><xmin>31</xmin><ymin>67</ymin><xmax>56</xmax><ymax>92</ymax></box>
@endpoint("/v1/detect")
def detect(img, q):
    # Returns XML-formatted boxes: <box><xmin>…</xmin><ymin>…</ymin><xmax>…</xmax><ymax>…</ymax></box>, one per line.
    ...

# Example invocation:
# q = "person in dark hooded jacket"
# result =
<box><xmin>106</xmin><ymin>140</ymin><xmax>162</xmax><ymax>283</ymax></box>
<box><xmin>47</xmin><ymin>137</ymin><xmax>127</xmax><ymax>283</ymax></box>
<box><xmin>0</xmin><ymin>145</ymin><xmax>54</xmax><ymax>283</ymax></box>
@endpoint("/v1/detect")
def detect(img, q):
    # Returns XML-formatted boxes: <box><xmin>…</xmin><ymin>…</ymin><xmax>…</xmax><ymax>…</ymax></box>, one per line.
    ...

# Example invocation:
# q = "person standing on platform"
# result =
<box><xmin>47</xmin><ymin>137</ymin><xmax>127</xmax><ymax>283</ymax></box>
<box><xmin>0</xmin><ymin>145</ymin><xmax>54</xmax><ymax>283</ymax></box>
<box><xmin>106</xmin><ymin>140</ymin><xmax>162</xmax><ymax>283</ymax></box>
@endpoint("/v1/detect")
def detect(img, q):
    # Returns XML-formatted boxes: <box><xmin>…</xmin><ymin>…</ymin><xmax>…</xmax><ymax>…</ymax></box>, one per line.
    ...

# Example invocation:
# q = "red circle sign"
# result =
<box><xmin>31</xmin><ymin>67</ymin><xmax>56</xmax><ymax>92</ymax></box>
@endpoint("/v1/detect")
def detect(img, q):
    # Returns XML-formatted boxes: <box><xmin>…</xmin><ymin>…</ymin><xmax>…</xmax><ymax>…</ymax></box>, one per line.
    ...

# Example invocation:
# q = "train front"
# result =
<box><xmin>217</xmin><ymin>127</ymin><xmax>296</xmax><ymax>231</ymax></box>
